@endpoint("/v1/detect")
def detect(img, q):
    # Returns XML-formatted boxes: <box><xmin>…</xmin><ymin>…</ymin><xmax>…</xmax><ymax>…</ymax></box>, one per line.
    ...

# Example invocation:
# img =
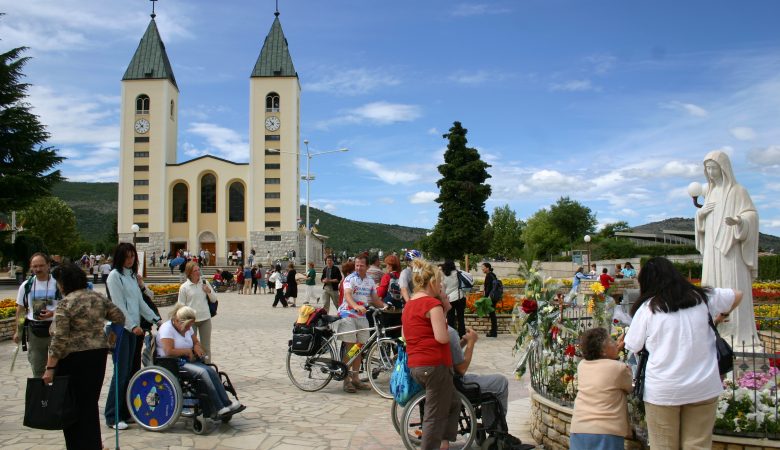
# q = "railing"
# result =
<box><xmin>526</xmin><ymin>307</ymin><xmax>780</xmax><ymax>440</ymax></box>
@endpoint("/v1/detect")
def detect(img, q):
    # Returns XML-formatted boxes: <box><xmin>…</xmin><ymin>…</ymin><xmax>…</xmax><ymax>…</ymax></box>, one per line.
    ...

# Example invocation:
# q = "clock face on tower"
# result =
<box><xmin>265</xmin><ymin>116</ymin><xmax>281</xmax><ymax>132</ymax></box>
<box><xmin>134</xmin><ymin>118</ymin><xmax>150</xmax><ymax>134</ymax></box>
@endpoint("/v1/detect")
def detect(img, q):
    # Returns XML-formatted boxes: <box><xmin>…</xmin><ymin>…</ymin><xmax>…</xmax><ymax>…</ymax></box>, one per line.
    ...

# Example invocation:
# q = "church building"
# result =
<box><xmin>117</xmin><ymin>11</ymin><xmax>316</xmax><ymax>264</ymax></box>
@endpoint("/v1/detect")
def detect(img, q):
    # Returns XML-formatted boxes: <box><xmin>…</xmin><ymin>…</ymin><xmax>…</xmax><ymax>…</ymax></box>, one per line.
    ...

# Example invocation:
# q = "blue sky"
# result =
<box><xmin>2</xmin><ymin>0</ymin><xmax>780</xmax><ymax>235</ymax></box>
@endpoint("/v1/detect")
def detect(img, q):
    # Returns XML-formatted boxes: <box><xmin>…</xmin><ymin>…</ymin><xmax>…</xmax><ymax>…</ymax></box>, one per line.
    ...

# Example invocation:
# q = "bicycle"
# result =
<box><xmin>286</xmin><ymin>307</ymin><xmax>401</xmax><ymax>398</ymax></box>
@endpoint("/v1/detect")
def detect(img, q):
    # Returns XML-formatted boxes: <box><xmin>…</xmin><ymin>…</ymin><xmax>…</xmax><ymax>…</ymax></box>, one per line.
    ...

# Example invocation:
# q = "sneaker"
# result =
<box><xmin>217</xmin><ymin>405</ymin><xmax>232</xmax><ymax>416</ymax></box>
<box><xmin>228</xmin><ymin>400</ymin><xmax>242</xmax><ymax>411</ymax></box>
<box><xmin>109</xmin><ymin>421</ymin><xmax>128</xmax><ymax>430</ymax></box>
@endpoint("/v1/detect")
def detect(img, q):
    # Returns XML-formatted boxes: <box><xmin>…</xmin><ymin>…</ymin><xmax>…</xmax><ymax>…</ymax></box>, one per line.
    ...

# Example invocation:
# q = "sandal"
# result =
<box><xmin>352</xmin><ymin>380</ymin><xmax>371</xmax><ymax>391</ymax></box>
<box><xmin>343</xmin><ymin>380</ymin><xmax>356</xmax><ymax>393</ymax></box>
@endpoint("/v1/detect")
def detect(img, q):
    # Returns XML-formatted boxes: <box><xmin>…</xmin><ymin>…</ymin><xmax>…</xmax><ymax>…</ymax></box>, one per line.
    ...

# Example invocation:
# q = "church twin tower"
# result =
<box><xmin>118</xmin><ymin>12</ymin><xmax>302</xmax><ymax>263</ymax></box>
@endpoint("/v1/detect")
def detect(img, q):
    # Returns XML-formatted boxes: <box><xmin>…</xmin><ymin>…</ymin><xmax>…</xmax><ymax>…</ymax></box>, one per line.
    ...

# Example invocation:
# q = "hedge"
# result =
<box><xmin>639</xmin><ymin>255</ymin><xmax>780</xmax><ymax>281</ymax></box>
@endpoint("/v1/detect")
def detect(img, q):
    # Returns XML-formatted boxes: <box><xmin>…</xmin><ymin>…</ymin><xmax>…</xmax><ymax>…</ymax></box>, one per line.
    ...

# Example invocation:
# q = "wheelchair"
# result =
<box><xmin>392</xmin><ymin>376</ymin><xmax>514</xmax><ymax>449</ymax></box>
<box><xmin>126</xmin><ymin>333</ymin><xmax>243</xmax><ymax>434</ymax></box>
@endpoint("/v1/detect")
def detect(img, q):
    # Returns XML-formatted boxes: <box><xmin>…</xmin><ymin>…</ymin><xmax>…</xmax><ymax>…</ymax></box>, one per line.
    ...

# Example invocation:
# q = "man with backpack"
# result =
<box><xmin>398</xmin><ymin>249</ymin><xmax>422</xmax><ymax>302</ymax></box>
<box><xmin>13</xmin><ymin>253</ymin><xmax>61</xmax><ymax>377</ymax></box>
<box><xmin>482</xmin><ymin>262</ymin><xmax>503</xmax><ymax>338</ymax></box>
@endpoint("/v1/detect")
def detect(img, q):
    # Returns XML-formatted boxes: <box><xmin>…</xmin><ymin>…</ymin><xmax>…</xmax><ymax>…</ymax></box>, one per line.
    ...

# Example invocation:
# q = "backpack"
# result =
<box><xmin>489</xmin><ymin>278</ymin><xmax>504</xmax><ymax>303</ymax></box>
<box><xmin>456</xmin><ymin>270</ymin><xmax>474</xmax><ymax>295</ymax></box>
<box><xmin>383</xmin><ymin>273</ymin><xmax>403</xmax><ymax>308</ymax></box>
<box><xmin>390</xmin><ymin>342</ymin><xmax>422</xmax><ymax>406</ymax></box>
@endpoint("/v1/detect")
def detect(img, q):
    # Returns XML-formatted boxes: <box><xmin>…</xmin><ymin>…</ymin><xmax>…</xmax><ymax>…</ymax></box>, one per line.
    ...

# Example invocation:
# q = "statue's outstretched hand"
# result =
<box><xmin>724</xmin><ymin>216</ymin><xmax>742</xmax><ymax>226</ymax></box>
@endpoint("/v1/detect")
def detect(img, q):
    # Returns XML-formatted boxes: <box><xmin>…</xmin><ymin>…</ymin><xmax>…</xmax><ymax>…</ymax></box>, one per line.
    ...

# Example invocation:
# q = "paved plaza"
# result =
<box><xmin>0</xmin><ymin>287</ymin><xmax>536</xmax><ymax>449</ymax></box>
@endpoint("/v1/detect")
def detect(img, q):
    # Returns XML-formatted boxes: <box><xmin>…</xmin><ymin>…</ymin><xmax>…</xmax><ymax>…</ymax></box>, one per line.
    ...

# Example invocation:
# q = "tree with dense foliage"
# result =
<box><xmin>522</xmin><ymin>208</ymin><xmax>566</xmax><ymax>260</ymax></box>
<box><xmin>20</xmin><ymin>197</ymin><xmax>80</xmax><ymax>256</ymax></box>
<box><xmin>598</xmin><ymin>220</ymin><xmax>632</xmax><ymax>239</ymax></box>
<box><xmin>426</xmin><ymin>122</ymin><xmax>491</xmax><ymax>260</ymax></box>
<box><xmin>485</xmin><ymin>204</ymin><xmax>525</xmax><ymax>260</ymax></box>
<box><xmin>0</xmin><ymin>46</ymin><xmax>62</xmax><ymax>214</ymax></box>
<box><xmin>548</xmin><ymin>196</ymin><xmax>597</xmax><ymax>246</ymax></box>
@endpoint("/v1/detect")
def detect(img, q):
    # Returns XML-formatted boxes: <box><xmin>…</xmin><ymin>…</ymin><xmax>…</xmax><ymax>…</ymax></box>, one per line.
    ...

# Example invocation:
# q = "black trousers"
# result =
<box><xmin>488</xmin><ymin>298</ymin><xmax>499</xmax><ymax>336</ymax></box>
<box><xmin>447</xmin><ymin>297</ymin><xmax>466</xmax><ymax>337</ymax></box>
<box><xmin>57</xmin><ymin>348</ymin><xmax>108</xmax><ymax>450</ymax></box>
<box><xmin>273</xmin><ymin>289</ymin><xmax>288</xmax><ymax>307</ymax></box>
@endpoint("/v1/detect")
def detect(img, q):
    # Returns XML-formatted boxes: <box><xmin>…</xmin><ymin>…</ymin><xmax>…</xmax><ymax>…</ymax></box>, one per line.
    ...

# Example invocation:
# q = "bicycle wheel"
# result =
<box><xmin>400</xmin><ymin>390</ymin><xmax>476</xmax><ymax>449</ymax></box>
<box><xmin>366</xmin><ymin>338</ymin><xmax>397</xmax><ymax>399</ymax></box>
<box><xmin>391</xmin><ymin>399</ymin><xmax>403</xmax><ymax>434</ymax></box>
<box><xmin>286</xmin><ymin>340</ymin><xmax>337</xmax><ymax>392</ymax></box>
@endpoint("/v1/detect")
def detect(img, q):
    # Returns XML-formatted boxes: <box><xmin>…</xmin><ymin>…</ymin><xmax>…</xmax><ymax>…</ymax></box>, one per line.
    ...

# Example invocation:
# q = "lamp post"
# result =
<box><xmin>131</xmin><ymin>223</ymin><xmax>140</xmax><ymax>246</ymax></box>
<box><xmin>687</xmin><ymin>182</ymin><xmax>704</xmax><ymax>209</ymax></box>
<box><xmin>268</xmin><ymin>142</ymin><xmax>348</xmax><ymax>266</ymax></box>
<box><xmin>584</xmin><ymin>234</ymin><xmax>591</xmax><ymax>271</ymax></box>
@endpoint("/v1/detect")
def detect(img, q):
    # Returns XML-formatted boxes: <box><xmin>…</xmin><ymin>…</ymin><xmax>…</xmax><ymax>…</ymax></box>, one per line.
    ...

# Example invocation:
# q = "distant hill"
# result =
<box><xmin>632</xmin><ymin>217</ymin><xmax>780</xmax><ymax>253</ymax></box>
<box><xmin>50</xmin><ymin>181</ymin><xmax>428</xmax><ymax>252</ymax></box>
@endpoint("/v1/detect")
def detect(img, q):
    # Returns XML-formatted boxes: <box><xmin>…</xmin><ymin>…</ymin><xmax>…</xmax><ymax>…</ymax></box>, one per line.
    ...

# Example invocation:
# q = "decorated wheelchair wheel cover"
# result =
<box><xmin>127</xmin><ymin>366</ymin><xmax>183</xmax><ymax>431</ymax></box>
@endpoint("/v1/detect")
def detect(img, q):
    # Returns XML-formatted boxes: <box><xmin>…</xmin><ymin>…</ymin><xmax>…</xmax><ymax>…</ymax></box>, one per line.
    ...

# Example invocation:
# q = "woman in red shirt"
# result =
<box><xmin>402</xmin><ymin>258</ymin><xmax>459</xmax><ymax>450</ymax></box>
<box><xmin>377</xmin><ymin>254</ymin><xmax>401</xmax><ymax>300</ymax></box>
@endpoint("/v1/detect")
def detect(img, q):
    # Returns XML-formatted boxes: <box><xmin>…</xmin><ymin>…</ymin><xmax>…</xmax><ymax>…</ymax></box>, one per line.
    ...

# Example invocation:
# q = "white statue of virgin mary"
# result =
<box><xmin>695</xmin><ymin>150</ymin><xmax>760</xmax><ymax>345</ymax></box>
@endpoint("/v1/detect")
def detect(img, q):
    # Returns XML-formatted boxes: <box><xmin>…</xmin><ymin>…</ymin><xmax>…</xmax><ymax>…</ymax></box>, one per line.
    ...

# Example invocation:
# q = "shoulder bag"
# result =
<box><xmin>633</xmin><ymin>347</ymin><xmax>649</xmax><ymax>402</ymax></box>
<box><xmin>706</xmin><ymin>305</ymin><xmax>734</xmax><ymax>375</ymax></box>
<box><xmin>23</xmin><ymin>377</ymin><xmax>78</xmax><ymax>430</ymax></box>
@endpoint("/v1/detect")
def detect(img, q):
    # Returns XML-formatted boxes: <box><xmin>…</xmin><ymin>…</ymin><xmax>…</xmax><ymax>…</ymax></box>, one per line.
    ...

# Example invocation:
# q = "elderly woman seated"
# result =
<box><xmin>156</xmin><ymin>304</ymin><xmax>243</xmax><ymax>417</ymax></box>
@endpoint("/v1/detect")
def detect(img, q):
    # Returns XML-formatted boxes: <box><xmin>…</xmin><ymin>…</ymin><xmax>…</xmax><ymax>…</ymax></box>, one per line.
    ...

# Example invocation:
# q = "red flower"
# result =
<box><xmin>521</xmin><ymin>299</ymin><xmax>538</xmax><ymax>314</ymax></box>
<box><xmin>565</xmin><ymin>344</ymin><xmax>576</xmax><ymax>357</ymax></box>
<box><xmin>551</xmin><ymin>326</ymin><xmax>559</xmax><ymax>341</ymax></box>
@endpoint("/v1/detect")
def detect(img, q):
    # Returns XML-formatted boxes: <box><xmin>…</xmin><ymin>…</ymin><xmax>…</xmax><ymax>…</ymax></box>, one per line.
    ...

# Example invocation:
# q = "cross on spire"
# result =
<box><xmin>150</xmin><ymin>0</ymin><xmax>158</xmax><ymax>19</ymax></box>
<box><xmin>275</xmin><ymin>0</ymin><xmax>280</xmax><ymax>17</ymax></box>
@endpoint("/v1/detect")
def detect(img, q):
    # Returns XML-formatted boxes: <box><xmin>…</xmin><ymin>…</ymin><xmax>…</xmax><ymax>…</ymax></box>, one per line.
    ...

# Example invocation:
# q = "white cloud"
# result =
<box><xmin>379</xmin><ymin>197</ymin><xmax>396</xmax><ymax>204</ymax></box>
<box><xmin>549</xmin><ymin>79</ymin><xmax>598</xmax><ymax>92</ymax></box>
<box><xmin>409</xmin><ymin>191</ymin><xmax>438</xmax><ymax>204</ymax></box>
<box><xmin>186</xmin><ymin>122</ymin><xmax>248</xmax><ymax>162</ymax></box>
<box><xmin>354</xmin><ymin>158</ymin><xmax>422</xmax><ymax>185</ymax></box>
<box><xmin>747</xmin><ymin>145</ymin><xmax>780</xmax><ymax>167</ymax></box>
<box><xmin>316</xmin><ymin>102</ymin><xmax>422</xmax><ymax>129</ymax></box>
<box><xmin>65</xmin><ymin>166</ymin><xmax>118</xmax><ymax>182</ymax></box>
<box><xmin>306</xmin><ymin>68</ymin><xmax>400</xmax><ymax>95</ymax></box>
<box><xmin>451</xmin><ymin>4</ymin><xmax>511</xmax><ymax>17</ymax></box>
<box><xmin>730</xmin><ymin>126</ymin><xmax>756</xmax><ymax>141</ymax></box>
<box><xmin>28</xmin><ymin>85</ymin><xmax>117</xmax><ymax>146</ymax></box>
<box><xmin>515</xmin><ymin>169</ymin><xmax>592</xmax><ymax>195</ymax></box>
<box><xmin>662</xmin><ymin>101</ymin><xmax>709</xmax><ymax>117</ymax></box>
<box><xmin>761</xmin><ymin>219</ymin><xmax>780</xmax><ymax>229</ymax></box>
<box><xmin>448</xmin><ymin>70</ymin><xmax>512</xmax><ymax>85</ymax></box>
<box><xmin>658</xmin><ymin>161</ymin><xmax>699</xmax><ymax>178</ymax></box>
<box><xmin>584</xmin><ymin>54</ymin><xmax>617</xmax><ymax>75</ymax></box>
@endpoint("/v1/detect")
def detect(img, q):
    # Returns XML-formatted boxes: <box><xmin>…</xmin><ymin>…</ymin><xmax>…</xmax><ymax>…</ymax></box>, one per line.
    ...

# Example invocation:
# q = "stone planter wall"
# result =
<box><xmin>529</xmin><ymin>388</ymin><xmax>780</xmax><ymax>450</ymax></box>
<box><xmin>152</xmin><ymin>293</ymin><xmax>178</xmax><ymax>308</ymax></box>
<box><xmin>0</xmin><ymin>317</ymin><xmax>16</xmax><ymax>341</ymax></box>
<box><xmin>464</xmin><ymin>314</ymin><xmax>513</xmax><ymax>334</ymax></box>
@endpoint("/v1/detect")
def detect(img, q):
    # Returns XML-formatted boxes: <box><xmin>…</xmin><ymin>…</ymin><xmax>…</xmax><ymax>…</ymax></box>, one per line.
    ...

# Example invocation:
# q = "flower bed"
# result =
<box><xmin>465</xmin><ymin>292</ymin><xmax>517</xmax><ymax>314</ymax></box>
<box><xmin>149</xmin><ymin>284</ymin><xmax>180</xmax><ymax>295</ymax></box>
<box><xmin>0</xmin><ymin>298</ymin><xmax>16</xmax><ymax>320</ymax></box>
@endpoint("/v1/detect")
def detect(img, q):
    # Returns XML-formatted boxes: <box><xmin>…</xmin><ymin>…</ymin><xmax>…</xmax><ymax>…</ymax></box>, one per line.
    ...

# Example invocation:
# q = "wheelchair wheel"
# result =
<box><xmin>366</xmin><ymin>338</ymin><xmax>397</xmax><ymax>399</ymax></box>
<box><xmin>192</xmin><ymin>415</ymin><xmax>209</xmax><ymax>434</ymax></box>
<box><xmin>286</xmin><ymin>340</ymin><xmax>337</xmax><ymax>392</ymax></box>
<box><xmin>400</xmin><ymin>390</ymin><xmax>476</xmax><ymax>449</ymax></box>
<box><xmin>127</xmin><ymin>366</ymin><xmax>183</xmax><ymax>432</ymax></box>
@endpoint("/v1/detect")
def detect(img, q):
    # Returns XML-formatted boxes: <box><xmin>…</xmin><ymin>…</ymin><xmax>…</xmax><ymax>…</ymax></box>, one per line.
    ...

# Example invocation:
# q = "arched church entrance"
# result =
<box><xmin>199</xmin><ymin>231</ymin><xmax>216</xmax><ymax>266</ymax></box>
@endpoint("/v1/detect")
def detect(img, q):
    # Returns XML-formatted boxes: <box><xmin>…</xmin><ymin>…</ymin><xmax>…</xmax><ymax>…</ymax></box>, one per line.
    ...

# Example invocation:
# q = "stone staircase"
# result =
<box><xmin>144</xmin><ymin>263</ymin><xmax>318</xmax><ymax>284</ymax></box>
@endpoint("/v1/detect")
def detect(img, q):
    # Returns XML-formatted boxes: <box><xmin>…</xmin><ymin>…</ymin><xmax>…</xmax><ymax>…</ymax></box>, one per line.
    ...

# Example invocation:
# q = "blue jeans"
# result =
<box><xmin>570</xmin><ymin>433</ymin><xmax>624</xmax><ymax>450</ymax></box>
<box><xmin>181</xmin><ymin>362</ymin><xmax>231</xmax><ymax>411</ymax></box>
<box><xmin>105</xmin><ymin>332</ymin><xmax>136</xmax><ymax>425</ymax></box>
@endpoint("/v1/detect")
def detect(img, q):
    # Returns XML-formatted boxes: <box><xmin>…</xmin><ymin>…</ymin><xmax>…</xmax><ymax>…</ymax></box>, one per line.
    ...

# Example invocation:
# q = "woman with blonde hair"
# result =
<box><xmin>177</xmin><ymin>261</ymin><xmax>217</xmax><ymax>362</ymax></box>
<box><xmin>156</xmin><ymin>305</ymin><xmax>242</xmax><ymax>418</ymax></box>
<box><xmin>401</xmin><ymin>258</ymin><xmax>458</xmax><ymax>450</ymax></box>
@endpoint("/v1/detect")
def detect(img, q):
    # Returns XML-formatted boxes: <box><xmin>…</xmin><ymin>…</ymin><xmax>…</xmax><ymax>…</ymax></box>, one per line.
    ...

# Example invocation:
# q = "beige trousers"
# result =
<box><xmin>644</xmin><ymin>396</ymin><xmax>718</xmax><ymax>450</ymax></box>
<box><xmin>193</xmin><ymin>319</ymin><xmax>213</xmax><ymax>363</ymax></box>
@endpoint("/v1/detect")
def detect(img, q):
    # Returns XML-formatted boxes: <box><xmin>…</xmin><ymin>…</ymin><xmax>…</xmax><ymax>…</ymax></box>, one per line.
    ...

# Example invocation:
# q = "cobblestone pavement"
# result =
<box><xmin>0</xmin><ymin>287</ymin><xmax>536</xmax><ymax>449</ymax></box>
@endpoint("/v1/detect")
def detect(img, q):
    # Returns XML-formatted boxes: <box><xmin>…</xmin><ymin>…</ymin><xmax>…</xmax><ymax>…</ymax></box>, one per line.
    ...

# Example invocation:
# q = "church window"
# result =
<box><xmin>265</xmin><ymin>135</ymin><xmax>280</xmax><ymax>141</ymax></box>
<box><xmin>266</xmin><ymin>93</ymin><xmax>280</xmax><ymax>112</ymax></box>
<box><xmin>134</xmin><ymin>152</ymin><xmax>149</xmax><ymax>157</ymax></box>
<box><xmin>265</xmin><ymin>207</ymin><xmax>280</xmax><ymax>213</ymax></box>
<box><xmin>264</xmin><ymin>235</ymin><xmax>281</xmax><ymax>241</ymax></box>
<box><xmin>134</xmin><ymin>194</ymin><xmax>148</xmax><ymax>200</ymax></box>
<box><xmin>135</xmin><ymin>137</ymin><xmax>150</xmax><ymax>143</ymax></box>
<box><xmin>265</xmin><ymin>149</ymin><xmax>280</xmax><ymax>154</ymax></box>
<box><xmin>172</xmin><ymin>183</ymin><xmax>188</xmax><ymax>223</ymax></box>
<box><xmin>134</xmin><ymin>208</ymin><xmax>149</xmax><ymax>215</ymax></box>
<box><xmin>265</xmin><ymin>163</ymin><xmax>280</xmax><ymax>169</ymax></box>
<box><xmin>134</xmin><ymin>165</ymin><xmax>149</xmax><ymax>172</ymax></box>
<box><xmin>200</xmin><ymin>174</ymin><xmax>216</xmax><ymax>213</ymax></box>
<box><xmin>136</xmin><ymin>95</ymin><xmax>150</xmax><ymax>114</ymax></box>
<box><xmin>265</xmin><ymin>178</ymin><xmax>280</xmax><ymax>185</ymax></box>
<box><xmin>265</xmin><ymin>192</ymin><xmax>280</xmax><ymax>199</ymax></box>
<box><xmin>134</xmin><ymin>180</ymin><xmax>149</xmax><ymax>186</ymax></box>
<box><xmin>228</xmin><ymin>182</ymin><xmax>245</xmax><ymax>222</ymax></box>
<box><xmin>170</xmin><ymin>100</ymin><xmax>175</xmax><ymax>119</ymax></box>
<box><xmin>265</xmin><ymin>221</ymin><xmax>281</xmax><ymax>228</ymax></box>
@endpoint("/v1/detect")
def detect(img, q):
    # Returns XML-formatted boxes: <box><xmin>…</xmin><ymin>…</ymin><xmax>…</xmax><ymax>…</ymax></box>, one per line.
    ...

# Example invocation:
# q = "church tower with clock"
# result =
<box><xmin>117</xmin><ymin>10</ymin><xmax>309</xmax><ymax>264</ymax></box>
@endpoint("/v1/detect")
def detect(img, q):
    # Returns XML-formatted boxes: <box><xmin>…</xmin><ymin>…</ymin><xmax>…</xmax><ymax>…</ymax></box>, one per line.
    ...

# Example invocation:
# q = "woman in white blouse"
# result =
<box><xmin>177</xmin><ymin>262</ymin><xmax>217</xmax><ymax>362</ymax></box>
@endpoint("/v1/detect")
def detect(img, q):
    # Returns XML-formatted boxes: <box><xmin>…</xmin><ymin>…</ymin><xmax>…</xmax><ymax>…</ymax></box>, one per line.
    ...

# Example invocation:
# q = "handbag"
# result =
<box><xmin>706</xmin><ymin>307</ymin><xmax>734</xmax><ymax>375</ymax></box>
<box><xmin>209</xmin><ymin>299</ymin><xmax>218</xmax><ymax>317</ymax></box>
<box><xmin>23</xmin><ymin>376</ymin><xmax>78</xmax><ymax>430</ymax></box>
<box><xmin>633</xmin><ymin>347</ymin><xmax>649</xmax><ymax>402</ymax></box>
<box><xmin>389</xmin><ymin>342</ymin><xmax>422</xmax><ymax>406</ymax></box>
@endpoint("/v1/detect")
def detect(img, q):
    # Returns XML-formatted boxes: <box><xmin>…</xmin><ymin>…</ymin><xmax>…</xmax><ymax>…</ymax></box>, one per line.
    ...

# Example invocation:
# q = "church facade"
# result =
<box><xmin>117</xmin><ymin>13</ymin><xmax>314</xmax><ymax>264</ymax></box>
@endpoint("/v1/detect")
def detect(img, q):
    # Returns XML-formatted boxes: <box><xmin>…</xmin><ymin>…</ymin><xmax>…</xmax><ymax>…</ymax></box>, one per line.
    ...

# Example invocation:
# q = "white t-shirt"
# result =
<box><xmin>624</xmin><ymin>287</ymin><xmax>734</xmax><ymax>405</ymax></box>
<box><xmin>16</xmin><ymin>276</ymin><xmax>58</xmax><ymax>321</ymax></box>
<box><xmin>156</xmin><ymin>320</ymin><xmax>194</xmax><ymax>357</ymax></box>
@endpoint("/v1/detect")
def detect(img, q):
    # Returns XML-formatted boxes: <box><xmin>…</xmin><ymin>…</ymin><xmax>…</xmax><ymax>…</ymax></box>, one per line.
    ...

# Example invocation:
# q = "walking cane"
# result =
<box><xmin>109</xmin><ymin>323</ymin><xmax>125</xmax><ymax>450</ymax></box>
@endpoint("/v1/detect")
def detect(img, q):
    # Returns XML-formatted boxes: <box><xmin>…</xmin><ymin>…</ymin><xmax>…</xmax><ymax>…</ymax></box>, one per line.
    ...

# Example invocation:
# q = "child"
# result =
<box><xmin>570</xmin><ymin>328</ymin><xmax>632</xmax><ymax>450</ymax></box>
<box><xmin>270</xmin><ymin>265</ymin><xmax>287</xmax><ymax>307</ymax></box>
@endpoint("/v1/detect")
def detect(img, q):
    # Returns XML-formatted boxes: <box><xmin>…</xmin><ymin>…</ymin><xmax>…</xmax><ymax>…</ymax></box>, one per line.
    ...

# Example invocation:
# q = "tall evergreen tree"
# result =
<box><xmin>427</xmin><ymin>122</ymin><xmax>491</xmax><ymax>260</ymax></box>
<box><xmin>0</xmin><ymin>46</ymin><xmax>63</xmax><ymax>214</ymax></box>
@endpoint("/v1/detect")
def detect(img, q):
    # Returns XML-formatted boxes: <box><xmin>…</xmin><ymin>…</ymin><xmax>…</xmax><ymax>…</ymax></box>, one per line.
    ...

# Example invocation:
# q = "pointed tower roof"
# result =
<box><xmin>251</xmin><ymin>15</ymin><xmax>297</xmax><ymax>77</ymax></box>
<box><xmin>122</xmin><ymin>18</ymin><xmax>178</xmax><ymax>88</ymax></box>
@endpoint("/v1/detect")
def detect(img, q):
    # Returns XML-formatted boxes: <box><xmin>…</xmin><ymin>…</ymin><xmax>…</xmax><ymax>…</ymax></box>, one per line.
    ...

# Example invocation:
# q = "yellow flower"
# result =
<box><xmin>591</xmin><ymin>282</ymin><xmax>605</xmax><ymax>295</ymax></box>
<box><xmin>586</xmin><ymin>299</ymin><xmax>595</xmax><ymax>314</ymax></box>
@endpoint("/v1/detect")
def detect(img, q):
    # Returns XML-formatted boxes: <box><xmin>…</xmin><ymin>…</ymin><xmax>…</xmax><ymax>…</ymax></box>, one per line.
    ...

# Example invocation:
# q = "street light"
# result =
<box><xmin>687</xmin><ymin>181</ymin><xmax>704</xmax><ymax>209</ymax></box>
<box><xmin>268</xmin><ymin>141</ymin><xmax>348</xmax><ymax>266</ymax></box>
<box><xmin>584</xmin><ymin>235</ymin><xmax>591</xmax><ymax>271</ymax></box>
<box><xmin>131</xmin><ymin>223</ymin><xmax>140</xmax><ymax>246</ymax></box>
